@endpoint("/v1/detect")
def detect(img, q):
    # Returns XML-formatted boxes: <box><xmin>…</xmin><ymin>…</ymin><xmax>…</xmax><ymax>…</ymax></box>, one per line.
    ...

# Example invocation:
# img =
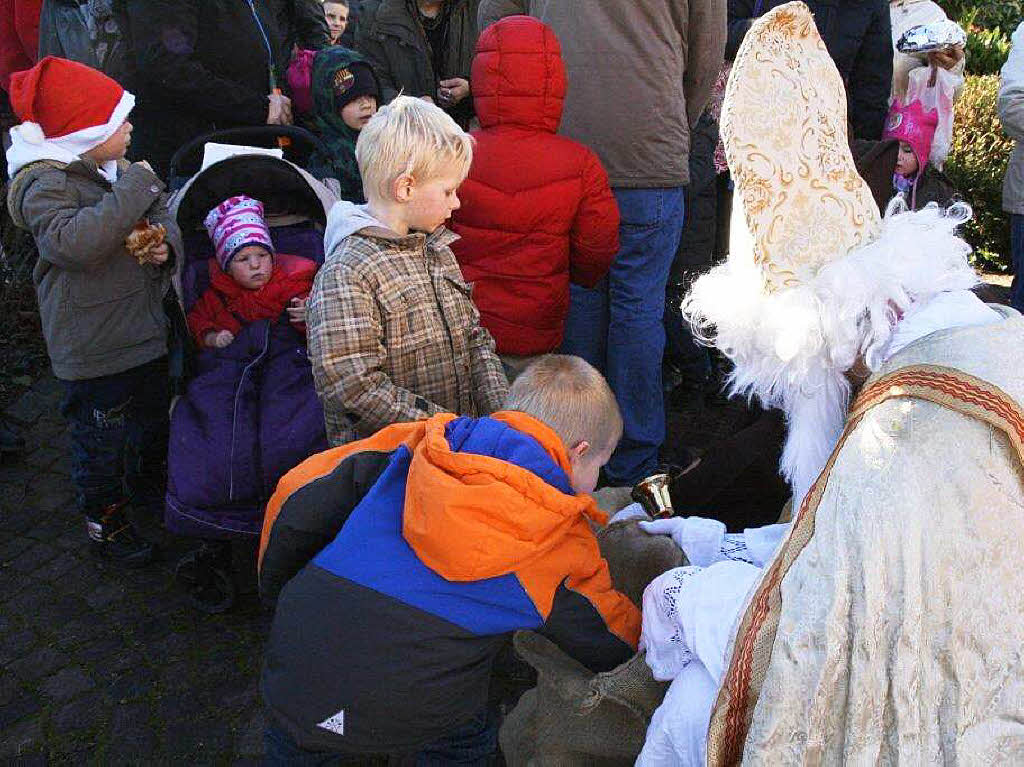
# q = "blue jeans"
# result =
<box><xmin>1012</xmin><ymin>213</ymin><xmax>1024</xmax><ymax>313</ymax></box>
<box><xmin>60</xmin><ymin>357</ymin><xmax>170</xmax><ymax>517</ymax></box>
<box><xmin>560</xmin><ymin>187</ymin><xmax>686</xmax><ymax>485</ymax></box>
<box><xmin>263</xmin><ymin>708</ymin><xmax>498</xmax><ymax>766</ymax></box>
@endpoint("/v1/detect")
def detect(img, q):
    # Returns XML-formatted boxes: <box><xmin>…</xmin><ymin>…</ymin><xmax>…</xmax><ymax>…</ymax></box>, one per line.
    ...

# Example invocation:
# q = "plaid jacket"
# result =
<box><xmin>308</xmin><ymin>222</ymin><xmax>509</xmax><ymax>445</ymax></box>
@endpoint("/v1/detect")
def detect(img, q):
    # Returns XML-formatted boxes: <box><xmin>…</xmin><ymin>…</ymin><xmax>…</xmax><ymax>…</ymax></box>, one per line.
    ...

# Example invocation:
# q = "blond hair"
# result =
<box><xmin>355</xmin><ymin>95</ymin><xmax>473</xmax><ymax>200</ymax></box>
<box><xmin>505</xmin><ymin>355</ymin><xmax>622</xmax><ymax>452</ymax></box>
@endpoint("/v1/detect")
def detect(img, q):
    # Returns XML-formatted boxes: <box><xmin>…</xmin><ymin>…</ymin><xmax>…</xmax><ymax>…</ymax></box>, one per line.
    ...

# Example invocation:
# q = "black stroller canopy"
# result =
<box><xmin>175</xmin><ymin>155</ymin><xmax>329</xmax><ymax>233</ymax></box>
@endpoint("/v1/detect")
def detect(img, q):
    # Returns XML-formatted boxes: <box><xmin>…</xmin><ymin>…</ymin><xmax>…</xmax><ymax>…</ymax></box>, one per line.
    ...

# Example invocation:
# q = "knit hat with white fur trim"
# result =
<box><xmin>8</xmin><ymin>56</ymin><xmax>134</xmax><ymax>156</ymax></box>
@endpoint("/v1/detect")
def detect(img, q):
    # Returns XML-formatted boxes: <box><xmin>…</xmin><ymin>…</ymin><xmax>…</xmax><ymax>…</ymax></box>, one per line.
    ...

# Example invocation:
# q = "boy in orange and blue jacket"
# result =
<box><xmin>259</xmin><ymin>355</ymin><xmax>639</xmax><ymax>763</ymax></box>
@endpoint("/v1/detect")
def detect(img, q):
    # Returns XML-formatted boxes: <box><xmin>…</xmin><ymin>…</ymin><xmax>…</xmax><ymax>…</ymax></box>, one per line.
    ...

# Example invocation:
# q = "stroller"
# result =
<box><xmin>165</xmin><ymin>131</ymin><xmax>337</xmax><ymax>612</ymax></box>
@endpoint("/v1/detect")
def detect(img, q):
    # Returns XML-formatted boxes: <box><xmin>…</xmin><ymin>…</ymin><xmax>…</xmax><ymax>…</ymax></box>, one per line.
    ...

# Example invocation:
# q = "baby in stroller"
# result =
<box><xmin>189</xmin><ymin>195</ymin><xmax>314</xmax><ymax>349</ymax></box>
<box><xmin>165</xmin><ymin>155</ymin><xmax>332</xmax><ymax>612</ymax></box>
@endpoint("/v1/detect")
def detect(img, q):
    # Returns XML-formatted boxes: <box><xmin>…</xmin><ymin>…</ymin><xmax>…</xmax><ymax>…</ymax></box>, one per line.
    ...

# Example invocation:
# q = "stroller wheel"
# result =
<box><xmin>175</xmin><ymin>545</ymin><xmax>237</xmax><ymax>614</ymax></box>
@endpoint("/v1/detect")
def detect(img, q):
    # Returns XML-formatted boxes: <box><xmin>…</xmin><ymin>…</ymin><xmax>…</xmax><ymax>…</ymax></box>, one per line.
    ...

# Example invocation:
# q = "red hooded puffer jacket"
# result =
<box><xmin>450</xmin><ymin>16</ymin><xmax>619</xmax><ymax>357</ymax></box>
<box><xmin>0</xmin><ymin>0</ymin><xmax>41</xmax><ymax>93</ymax></box>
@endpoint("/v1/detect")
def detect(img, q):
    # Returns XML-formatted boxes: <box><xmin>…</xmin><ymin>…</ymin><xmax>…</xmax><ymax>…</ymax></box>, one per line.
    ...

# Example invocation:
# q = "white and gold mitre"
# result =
<box><xmin>721</xmin><ymin>1</ymin><xmax>882</xmax><ymax>291</ymax></box>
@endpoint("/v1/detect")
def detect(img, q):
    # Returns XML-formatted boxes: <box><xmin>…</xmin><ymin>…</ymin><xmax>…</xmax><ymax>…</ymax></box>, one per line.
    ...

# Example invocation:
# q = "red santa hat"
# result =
<box><xmin>8</xmin><ymin>56</ymin><xmax>134</xmax><ymax>152</ymax></box>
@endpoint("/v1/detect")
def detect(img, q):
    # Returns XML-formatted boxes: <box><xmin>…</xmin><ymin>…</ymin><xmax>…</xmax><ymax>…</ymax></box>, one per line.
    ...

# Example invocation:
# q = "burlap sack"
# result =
<box><xmin>500</xmin><ymin>520</ymin><xmax>687</xmax><ymax>766</ymax></box>
<box><xmin>596</xmin><ymin>519</ymin><xmax>686</xmax><ymax>608</ymax></box>
<box><xmin>590</xmin><ymin>486</ymin><xmax>635</xmax><ymax>516</ymax></box>
<box><xmin>499</xmin><ymin>632</ymin><xmax>667</xmax><ymax>767</ymax></box>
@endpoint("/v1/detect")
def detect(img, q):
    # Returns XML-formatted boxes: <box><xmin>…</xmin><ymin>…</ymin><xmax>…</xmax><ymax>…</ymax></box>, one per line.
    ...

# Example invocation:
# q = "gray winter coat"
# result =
<box><xmin>479</xmin><ymin>0</ymin><xmax>726</xmax><ymax>188</ymax></box>
<box><xmin>1000</xmin><ymin>23</ymin><xmax>1024</xmax><ymax>215</ymax></box>
<box><xmin>7</xmin><ymin>159</ymin><xmax>180</xmax><ymax>380</ymax></box>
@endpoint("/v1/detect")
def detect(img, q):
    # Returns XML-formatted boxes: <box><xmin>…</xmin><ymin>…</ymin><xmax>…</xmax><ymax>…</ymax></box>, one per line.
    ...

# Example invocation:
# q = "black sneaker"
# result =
<box><xmin>86</xmin><ymin>502</ymin><xmax>157</xmax><ymax>567</ymax></box>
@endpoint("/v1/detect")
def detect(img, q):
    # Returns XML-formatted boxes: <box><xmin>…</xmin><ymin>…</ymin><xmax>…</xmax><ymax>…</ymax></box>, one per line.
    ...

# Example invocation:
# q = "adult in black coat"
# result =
<box><xmin>356</xmin><ymin>0</ymin><xmax>479</xmax><ymax>127</ymax></box>
<box><xmin>728</xmin><ymin>0</ymin><xmax>892</xmax><ymax>140</ymax></box>
<box><xmin>665</xmin><ymin>112</ymin><xmax>719</xmax><ymax>387</ymax></box>
<box><xmin>118</xmin><ymin>0</ymin><xmax>329</xmax><ymax>178</ymax></box>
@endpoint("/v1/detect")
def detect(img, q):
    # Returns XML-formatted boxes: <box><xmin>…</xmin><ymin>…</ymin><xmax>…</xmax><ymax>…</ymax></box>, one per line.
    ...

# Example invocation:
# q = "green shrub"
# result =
<box><xmin>963</xmin><ymin>22</ymin><xmax>1012</xmax><ymax>75</ymax></box>
<box><xmin>945</xmin><ymin>75</ymin><xmax>1014</xmax><ymax>270</ymax></box>
<box><xmin>941</xmin><ymin>3</ymin><xmax>1018</xmax><ymax>75</ymax></box>
<box><xmin>946</xmin><ymin>0</ymin><xmax>1022</xmax><ymax>33</ymax></box>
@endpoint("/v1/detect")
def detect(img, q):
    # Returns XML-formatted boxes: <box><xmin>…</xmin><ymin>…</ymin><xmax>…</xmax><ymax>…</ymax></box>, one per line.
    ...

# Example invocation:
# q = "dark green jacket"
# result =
<box><xmin>306</xmin><ymin>47</ymin><xmax>380</xmax><ymax>201</ymax></box>
<box><xmin>7</xmin><ymin>159</ymin><xmax>181</xmax><ymax>380</ymax></box>
<box><xmin>356</xmin><ymin>0</ymin><xmax>479</xmax><ymax>125</ymax></box>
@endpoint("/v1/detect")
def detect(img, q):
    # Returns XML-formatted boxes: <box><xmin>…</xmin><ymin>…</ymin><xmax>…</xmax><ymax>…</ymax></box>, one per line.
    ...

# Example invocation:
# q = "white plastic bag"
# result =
<box><xmin>906</xmin><ymin>64</ymin><xmax>963</xmax><ymax>168</ymax></box>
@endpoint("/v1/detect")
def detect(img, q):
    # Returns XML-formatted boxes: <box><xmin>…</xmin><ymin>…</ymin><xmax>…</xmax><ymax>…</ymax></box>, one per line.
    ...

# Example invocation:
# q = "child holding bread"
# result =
<box><xmin>5</xmin><ymin>57</ymin><xmax>182</xmax><ymax>565</ymax></box>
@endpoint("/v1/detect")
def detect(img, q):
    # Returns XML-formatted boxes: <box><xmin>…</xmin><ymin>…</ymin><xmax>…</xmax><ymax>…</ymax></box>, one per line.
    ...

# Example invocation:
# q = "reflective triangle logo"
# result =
<box><xmin>317</xmin><ymin>708</ymin><xmax>345</xmax><ymax>735</ymax></box>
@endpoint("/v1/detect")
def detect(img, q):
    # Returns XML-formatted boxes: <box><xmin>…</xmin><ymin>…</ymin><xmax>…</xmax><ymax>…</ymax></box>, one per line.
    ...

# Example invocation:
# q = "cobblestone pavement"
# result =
<box><xmin>0</xmin><ymin>375</ymin><xmax>269</xmax><ymax>765</ymax></box>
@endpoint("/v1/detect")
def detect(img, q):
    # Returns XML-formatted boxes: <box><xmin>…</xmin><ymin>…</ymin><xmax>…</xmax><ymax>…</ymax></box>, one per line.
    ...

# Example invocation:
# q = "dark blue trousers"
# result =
<box><xmin>1011</xmin><ymin>213</ymin><xmax>1024</xmax><ymax>313</ymax></box>
<box><xmin>560</xmin><ymin>187</ymin><xmax>686</xmax><ymax>484</ymax></box>
<box><xmin>60</xmin><ymin>356</ymin><xmax>170</xmax><ymax>517</ymax></box>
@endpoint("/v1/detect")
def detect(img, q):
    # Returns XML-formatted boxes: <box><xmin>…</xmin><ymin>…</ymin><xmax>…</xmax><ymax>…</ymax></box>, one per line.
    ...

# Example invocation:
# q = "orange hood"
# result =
<box><xmin>403</xmin><ymin>412</ymin><xmax>608</xmax><ymax>582</ymax></box>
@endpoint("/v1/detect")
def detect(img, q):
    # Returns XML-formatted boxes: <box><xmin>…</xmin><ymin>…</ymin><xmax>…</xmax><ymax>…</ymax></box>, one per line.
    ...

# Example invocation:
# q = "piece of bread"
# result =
<box><xmin>125</xmin><ymin>220</ymin><xmax>167</xmax><ymax>264</ymax></box>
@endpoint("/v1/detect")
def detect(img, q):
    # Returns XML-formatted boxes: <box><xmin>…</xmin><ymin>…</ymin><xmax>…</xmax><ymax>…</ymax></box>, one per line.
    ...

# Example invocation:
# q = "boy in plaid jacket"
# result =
<box><xmin>307</xmin><ymin>96</ymin><xmax>508</xmax><ymax>445</ymax></box>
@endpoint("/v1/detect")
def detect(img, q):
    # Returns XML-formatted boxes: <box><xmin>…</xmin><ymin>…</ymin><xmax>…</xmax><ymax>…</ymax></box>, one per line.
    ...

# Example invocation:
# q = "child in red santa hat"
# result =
<box><xmin>5</xmin><ymin>56</ymin><xmax>182</xmax><ymax>566</ymax></box>
<box><xmin>187</xmin><ymin>195</ymin><xmax>316</xmax><ymax>350</ymax></box>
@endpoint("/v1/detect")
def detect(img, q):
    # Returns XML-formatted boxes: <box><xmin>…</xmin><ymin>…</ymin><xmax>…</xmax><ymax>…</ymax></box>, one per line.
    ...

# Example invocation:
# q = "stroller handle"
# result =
<box><xmin>167</xmin><ymin>126</ymin><xmax>330</xmax><ymax>184</ymax></box>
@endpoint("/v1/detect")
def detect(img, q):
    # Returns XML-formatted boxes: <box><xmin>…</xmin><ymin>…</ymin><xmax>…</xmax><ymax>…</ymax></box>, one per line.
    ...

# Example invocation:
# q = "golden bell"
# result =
<box><xmin>631</xmin><ymin>473</ymin><xmax>674</xmax><ymax>519</ymax></box>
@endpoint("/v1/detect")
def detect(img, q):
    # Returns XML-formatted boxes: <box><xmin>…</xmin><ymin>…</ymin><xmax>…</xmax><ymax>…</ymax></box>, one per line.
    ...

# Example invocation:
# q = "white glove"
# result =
<box><xmin>608</xmin><ymin>502</ymin><xmax>650</xmax><ymax>525</ymax></box>
<box><xmin>638</xmin><ymin>516</ymin><xmax>726</xmax><ymax>568</ymax></box>
<box><xmin>741</xmin><ymin>523</ymin><xmax>790</xmax><ymax>567</ymax></box>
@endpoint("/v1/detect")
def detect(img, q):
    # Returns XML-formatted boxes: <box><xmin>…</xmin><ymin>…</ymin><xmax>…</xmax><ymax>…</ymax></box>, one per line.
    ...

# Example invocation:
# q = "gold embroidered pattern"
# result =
<box><xmin>720</xmin><ymin>1</ymin><xmax>882</xmax><ymax>292</ymax></box>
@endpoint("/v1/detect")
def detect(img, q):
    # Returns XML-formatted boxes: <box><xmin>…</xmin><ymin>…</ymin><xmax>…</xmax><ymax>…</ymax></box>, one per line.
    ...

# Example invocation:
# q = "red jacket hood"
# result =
<box><xmin>471</xmin><ymin>16</ymin><xmax>566</xmax><ymax>133</ymax></box>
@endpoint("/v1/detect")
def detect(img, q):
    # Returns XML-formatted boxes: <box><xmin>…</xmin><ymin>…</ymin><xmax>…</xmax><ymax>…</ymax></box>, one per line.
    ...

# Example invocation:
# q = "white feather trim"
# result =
<box><xmin>683</xmin><ymin>200</ymin><xmax>978</xmax><ymax>502</ymax></box>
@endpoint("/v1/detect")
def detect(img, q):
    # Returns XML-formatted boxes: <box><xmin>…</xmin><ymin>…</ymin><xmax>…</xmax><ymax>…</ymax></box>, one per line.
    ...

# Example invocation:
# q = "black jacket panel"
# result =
<box><xmin>259</xmin><ymin>449</ymin><xmax>392</xmax><ymax>603</ymax></box>
<box><xmin>263</xmin><ymin>569</ymin><xmax>506</xmax><ymax>753</ymax></box>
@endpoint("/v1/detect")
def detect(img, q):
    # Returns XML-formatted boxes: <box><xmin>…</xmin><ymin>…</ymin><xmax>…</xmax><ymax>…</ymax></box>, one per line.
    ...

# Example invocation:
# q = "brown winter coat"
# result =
<box><xmin>7</xmin><ymin>159</ymin><xmax>179</xmax><ymax>380</ymax></box>
<box><xmin>308</xmin><ymin>203</ymin><xmax>509</xmax><ymax>446</ymax></box>
<box><xmin>478</xmin><ymin>0</ymin><xmax>727</xmax><ymax>188</ymax></box>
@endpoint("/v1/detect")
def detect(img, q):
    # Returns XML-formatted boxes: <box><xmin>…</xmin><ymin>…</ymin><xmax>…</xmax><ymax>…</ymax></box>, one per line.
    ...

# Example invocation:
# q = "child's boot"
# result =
<box><xmin>174</xmin><ymin>540</ymin><xmax>236</xmax><ymax>613</ymax></box>
<box><xmin>86</xmin><ymin>500</ymin><xmax>157</xmax><ymax>566</ymax></box>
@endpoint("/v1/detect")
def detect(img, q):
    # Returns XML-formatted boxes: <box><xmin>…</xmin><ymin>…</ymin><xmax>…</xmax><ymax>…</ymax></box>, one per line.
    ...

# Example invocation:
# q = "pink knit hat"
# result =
<box><xmin>203</xmin><ymin>196</ymin><xmax>274</xmax><ymax>270</ymax></box>
<box><xmin>883</xmin><ymin>99</ymin><xmax>938</xmax><ymax>180</ymax></box>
